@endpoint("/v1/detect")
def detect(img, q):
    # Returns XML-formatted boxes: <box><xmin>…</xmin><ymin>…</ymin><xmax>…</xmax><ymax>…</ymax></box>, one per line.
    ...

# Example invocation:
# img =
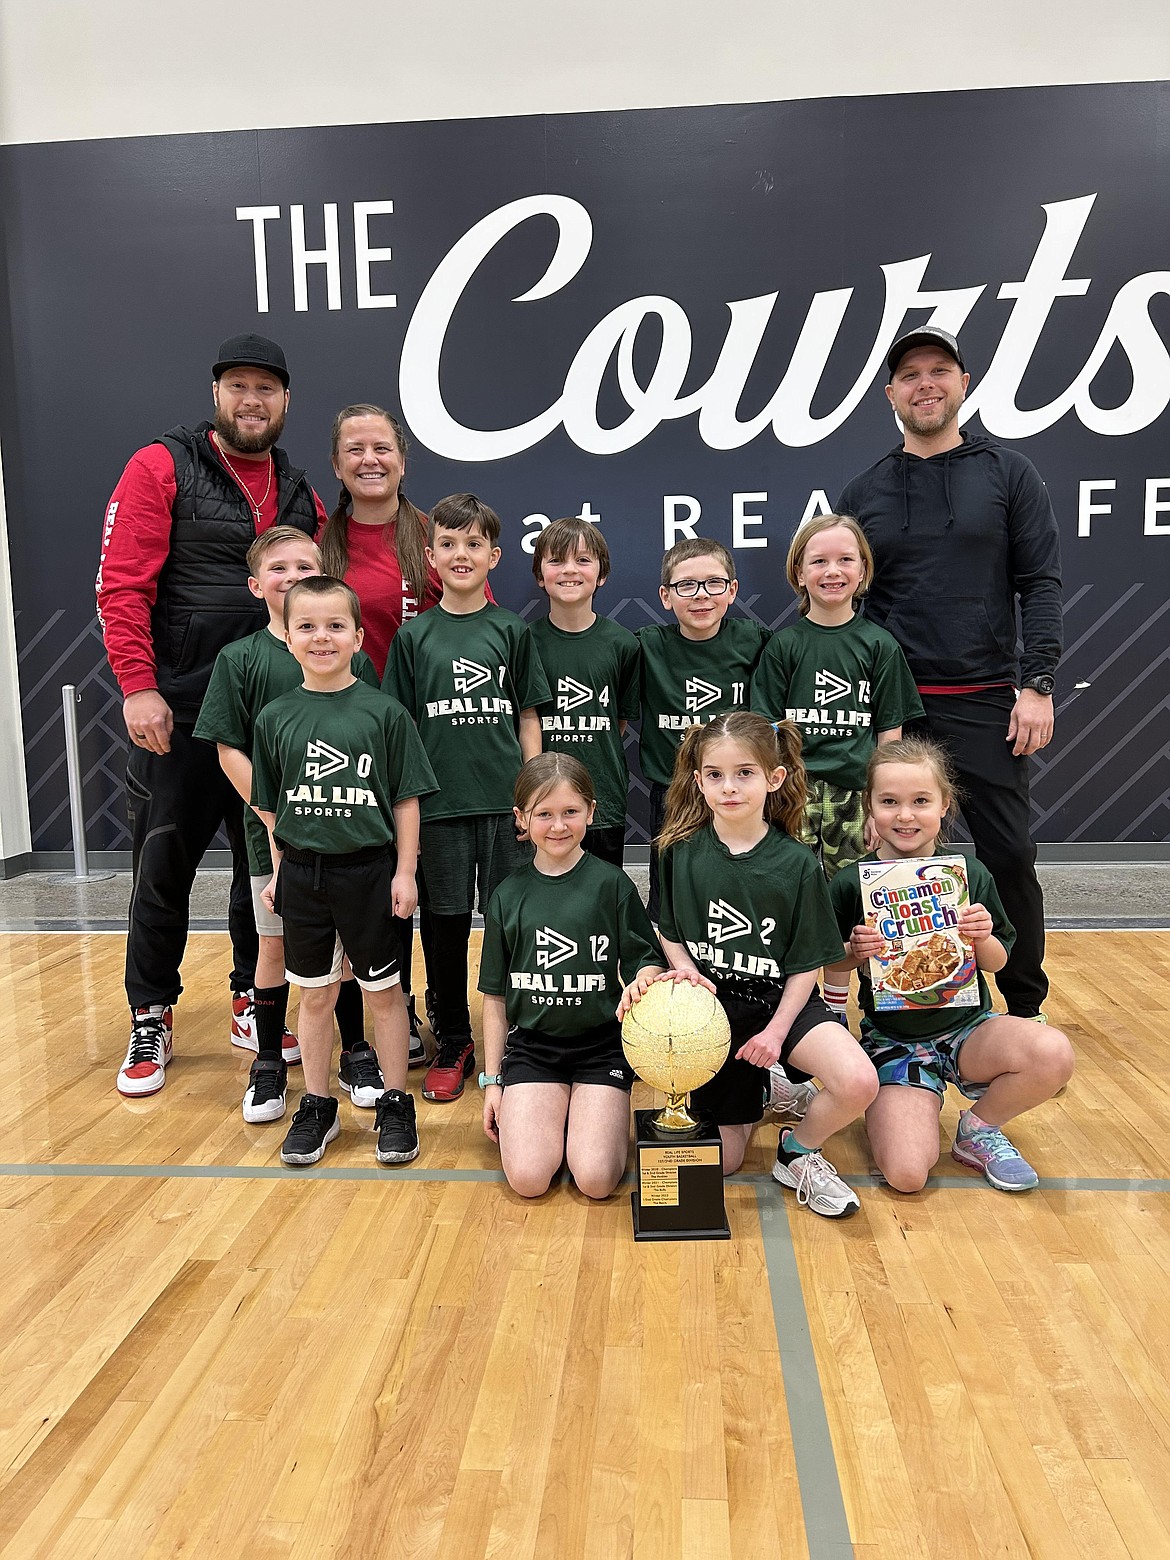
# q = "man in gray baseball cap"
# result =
<box><xmin>837</xmin><ymin>327</ymin><xmax>1062</xmax><ymax>1021</ymax></box>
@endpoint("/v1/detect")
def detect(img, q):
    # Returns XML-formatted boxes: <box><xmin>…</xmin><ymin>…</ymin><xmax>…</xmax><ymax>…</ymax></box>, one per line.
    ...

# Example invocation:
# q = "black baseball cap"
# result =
<box><xmin>212</xmin><ymin>333</ymin><xmax>289</xmax><ymax>388</ymax></box>
<box><xmin>886</xmin><ymin>326</ymin><xmax>965</xmax><ymax>380</ymax></box>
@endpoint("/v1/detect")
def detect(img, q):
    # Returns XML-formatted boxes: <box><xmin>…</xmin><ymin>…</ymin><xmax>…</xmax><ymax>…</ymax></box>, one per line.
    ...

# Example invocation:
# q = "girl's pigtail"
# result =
<box><xmin>768</xmin><ymin>719</ymin><xmax>808</xmax><ymax>836</ymax></box>
<box><xmin>657</xmin><ymin>724</ymin><xmax>712</xmax><ymax>852</ymax></box>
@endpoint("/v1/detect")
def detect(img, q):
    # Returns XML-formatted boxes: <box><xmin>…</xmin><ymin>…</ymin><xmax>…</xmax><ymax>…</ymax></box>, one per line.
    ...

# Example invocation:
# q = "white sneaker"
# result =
<box><xmin>771</xmin><ymin>1144</ymin><xmax>860</xmax><ymax>1218</ymax></box>
<box><xmin>768</xmin><ymin>1064</ymin><xmax>819</xmax><ymax>1121</ymax></box>
<box><xmin>117</xmin><ymin>1006</ymin><xmax>173</xmax><ymax>1097</ymax></box>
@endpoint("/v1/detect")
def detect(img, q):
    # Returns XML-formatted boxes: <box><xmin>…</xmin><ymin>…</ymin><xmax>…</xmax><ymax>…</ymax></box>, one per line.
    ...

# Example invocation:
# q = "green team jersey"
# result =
<box><xmin>479</xmin><ymin>853</ymin><xmax>663</xmax><ymax>1037</ymax></box>
<box><xmin>194</xmin><ymin>627</ymin><xmax>380</xmax><ymax>873</ymax></box>
<box><xmin>751</xmin><ymin>615</ymin><xmax>924</xmax><ymax>790</ymax></box>
<box><xmin>383</xmin><ymin>602</ymin><xmax>551</xmax><ymax>821</ymax></box>
<box><xmin>529</xmin><ymin>615</ymin><xmax>640</xmax><ymax>829</ymax></box>
<box><xmin>251</xmin><ymin>679</ymin><xmax>437</xmax><ymax>855</ymax></box>
<box><xmin>659</xmin><ymin>824</ymin><xmax>843</xmax><ymax>996</ymax></box>
<box><xmin>637</xmin><ymin>618</ymin><xmax>770</xmax><ymax>787</ymax></box>
<box><xmin>831</xmin><ymin>852</ymin><xmax>1015</xmax><ymax>1041</ymax></box>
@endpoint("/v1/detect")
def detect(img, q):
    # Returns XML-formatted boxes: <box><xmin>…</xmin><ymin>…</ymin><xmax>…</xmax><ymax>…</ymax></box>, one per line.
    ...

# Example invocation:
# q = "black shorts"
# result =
<box><xmin>583</xmin><ymin>825</ymin><xmax>626</xmax><ymax>870</ymax></box>
<box><xmin>690</xmin><ymin>989</ymin><xmax>836</xmax><ymax>1126</ymax></box>
<box><xmin>418</xmin><ymin>814</ymin><xmax>531</xmax><ymax>916</ymax></box>
<box><xmin>276</xmin><ymin>846</ymin><xmax>401</xmax><ymax>992</ymax></box>
<box><xmin>500</xmin><ymin>1021</ymin><xmax>636</xmax><ymax>1091</ymax></box>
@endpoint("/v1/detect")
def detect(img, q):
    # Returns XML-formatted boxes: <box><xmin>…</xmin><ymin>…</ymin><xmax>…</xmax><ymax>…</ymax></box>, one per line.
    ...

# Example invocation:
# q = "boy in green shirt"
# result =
<box><xmin>383</xmin><ymin>494</ymin><xmax>550</xmax><ymax>1103</ymax></box>
<box><xmin>528</xmin><ymin>517</ymin><xmax>640</xmax><ymax>868</ymax></box>
<box><xmin>637</xmin><ymin>537</ymin><xmax>769</xmax><ymax>917</ymax></box>
<box><xmin>252</xmin><ymin>576</ymin><xmax>438</xmax><ymax>1167</ymax></box>
<box><xmin>195</xmin><ymin>527</ymin><xmax>382</xmax><ymax>1124</ymax></box>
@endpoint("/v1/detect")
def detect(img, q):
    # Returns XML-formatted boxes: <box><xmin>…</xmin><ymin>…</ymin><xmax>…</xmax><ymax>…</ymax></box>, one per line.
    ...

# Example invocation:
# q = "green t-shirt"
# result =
<box><xmin>751</xmin><ymin>615</ymin><xmax>924</xmax><ymax>790</ymax></box>
<box><xmin>251</xmin><ymin>679</ymin><xmax>437</xmax><ymax>855</ymax></box>
<box><xmin>529</xmin><ymin>615</ymin><xmax>640</xmax><ymax>829</ymax></box>
<box><xmin>478</xmin><ymin>853</ymin><xmax>663</xmax><ymax>1037</ymax></box>
<box><xmin>636</xmin><ymin>618</ymin><xmax>770</xmax><ymax>787</ymax></box>
<box><xmin>659</xmin><ymin>824</ymin><xmax>843</xmax><ymax>996</ymax></box>
<box><xmin>830</xmin><ymin>852</ymin><xmax>1015</xmax><ymax>1041</ymax></box>
<box><xmin>383</xmin><ymin>602</ymin><xmax>551</xmax><ymax>821</ymax></box>
<box><xmin>193</xmin><ymin>626</ymin><xmax>380</xmax><ymax>872</ymax></box>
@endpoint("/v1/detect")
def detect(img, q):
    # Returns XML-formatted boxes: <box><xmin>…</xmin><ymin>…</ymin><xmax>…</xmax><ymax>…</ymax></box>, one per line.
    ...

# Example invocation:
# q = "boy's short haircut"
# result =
<box><xmin>428</xmin><ymin>492</ymin><xmax>501</xmax><ymax>547</ymax></box>
<box><xmin>246</xmin><ymin>525</ymin><xmax>322</xmax><ymax>579</ymax></box>
<box><xmin>660</xmin><ymin>536</ymin><xmax>736</xmax><ymax>589</ymax></box>
<box><xmin>531</xmin><ymin>517</ymin><xmax>611</xmax><ymax>583</ymax></box>
<box><xmin>283</xmin><ymin>574</ymin><xmax>362</xmax><ymax>630</ymax></box>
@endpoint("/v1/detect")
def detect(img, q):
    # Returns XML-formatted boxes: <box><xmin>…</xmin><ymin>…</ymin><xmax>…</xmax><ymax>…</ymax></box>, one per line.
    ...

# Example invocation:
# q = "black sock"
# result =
<box><xmin>334</xmin><ymin>979</ymin><xmax>366</xmax><ymax>1051</ymax></box>
<box><xmin>428</xmin><ymin>912</ymin><xmax>473</xmax><ymax>1039</ymax></box>
<box><xmin>253</xmin><ymin>984</ymin><xmax>289</xmax><ymax>1061</ymax></box>
<box><xmin>395</xmin><ymin>913</ymin><xmax>415</xmax><ymax>998</ymax></box>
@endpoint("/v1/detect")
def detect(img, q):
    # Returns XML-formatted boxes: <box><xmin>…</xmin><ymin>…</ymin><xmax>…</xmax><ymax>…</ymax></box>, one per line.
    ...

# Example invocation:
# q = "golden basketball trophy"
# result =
<box><xmin>621</xmin><ymin>980</ymin><xmax>732</xmax><ymax>1241</ymax></box>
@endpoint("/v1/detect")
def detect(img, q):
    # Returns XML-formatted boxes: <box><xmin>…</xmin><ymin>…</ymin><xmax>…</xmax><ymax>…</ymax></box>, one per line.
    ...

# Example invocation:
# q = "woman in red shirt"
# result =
<box><xmin>320</xmin><ymin>404</ymin><xmax>441</xmax><ymax>678</ymax></box>
<box><xmin>320</xmin><ymin>403</ymin><xmax>443</xmax><ymax>1068</ymax></box>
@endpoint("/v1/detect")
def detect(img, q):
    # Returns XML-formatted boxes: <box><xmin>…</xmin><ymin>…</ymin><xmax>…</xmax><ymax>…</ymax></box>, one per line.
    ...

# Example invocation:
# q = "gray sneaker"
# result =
<box><xmin>768</xmin><ymin>1064</ymin><xmax>819</xmax><ymax>1121</ymax></box>
<box><xmin>771</xmin><ymin>1142</ymin><xmax>860</xmax><ymax>1218</ymax></box>
<box><xmin>951</xmin><ymin>1122</ymin><xmax>1038</xmax><ymax>1191</ymax></box>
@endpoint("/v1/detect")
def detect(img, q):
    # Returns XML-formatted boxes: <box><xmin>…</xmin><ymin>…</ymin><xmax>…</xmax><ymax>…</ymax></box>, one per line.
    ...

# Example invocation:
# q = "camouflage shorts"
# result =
<box><xmin>800</xmin><ymin>779</ymin><xmax>866</xmax><ymax>880</ymax></box>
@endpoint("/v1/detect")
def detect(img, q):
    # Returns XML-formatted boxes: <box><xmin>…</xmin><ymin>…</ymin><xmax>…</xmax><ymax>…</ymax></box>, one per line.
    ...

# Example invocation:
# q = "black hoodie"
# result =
<box><xmin>836</xmin><ymin>433</ymin><xmax>1062</xmax><ymax>687</ymax></box>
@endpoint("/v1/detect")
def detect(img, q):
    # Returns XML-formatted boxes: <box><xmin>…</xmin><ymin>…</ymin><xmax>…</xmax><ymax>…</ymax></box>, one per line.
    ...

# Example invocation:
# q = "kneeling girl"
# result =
<box><xmin>654</xmin><ymin>712</ymin><xmax>878</xmax><ymax>1218</ymax></box>
<box><xmin>479</xmin><ymin>754</ymin><xmax>665</xmax><ymax>1199</ymax></box>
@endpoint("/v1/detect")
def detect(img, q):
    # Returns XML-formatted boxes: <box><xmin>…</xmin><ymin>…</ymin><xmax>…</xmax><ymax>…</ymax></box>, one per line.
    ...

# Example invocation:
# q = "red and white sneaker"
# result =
<box><xmin>231</xmin><ymin>992</ymin><xmax>300</xmax><ymax>1064</ymax></box>
<box><xmin>230</xmin><ymin>990</ymin><xmax>257</xmax><ymax>1051</ymax></box>
<box><xmin>117</xmin><ymin>1005</ymin><xmax>173</xmax><ymax>1097</ymax></box>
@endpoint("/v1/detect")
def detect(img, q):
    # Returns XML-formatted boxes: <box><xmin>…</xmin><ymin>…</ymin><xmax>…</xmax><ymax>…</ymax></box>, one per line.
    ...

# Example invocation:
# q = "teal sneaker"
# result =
<box><xmin>951</xmin><ymin>1122</ymin><xmax>1039</xmax><ymax>1191</ymax></box>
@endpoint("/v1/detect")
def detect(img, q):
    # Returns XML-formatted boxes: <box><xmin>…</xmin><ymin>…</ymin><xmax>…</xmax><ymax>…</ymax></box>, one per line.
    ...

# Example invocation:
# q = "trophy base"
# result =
<box><xmin>630</xmin><ymin>1108</ymin><xmax>731</xmax><ymax>1242</ymax></box>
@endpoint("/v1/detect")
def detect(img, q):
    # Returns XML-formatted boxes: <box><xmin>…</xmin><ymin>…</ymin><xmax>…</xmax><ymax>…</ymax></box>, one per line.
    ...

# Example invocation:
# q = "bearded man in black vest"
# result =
<box><xmin>97</xmin><ymin>334</ymin><xmax>326</xmax><ymax>1096</ymax></box>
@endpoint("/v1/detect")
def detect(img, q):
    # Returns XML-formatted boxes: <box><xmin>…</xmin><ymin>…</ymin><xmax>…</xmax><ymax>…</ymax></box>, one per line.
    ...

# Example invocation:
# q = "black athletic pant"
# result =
<box><xmin>124</xmin><ymin>723</ymin><xmax>257</xmax><ymax>1009</ymax></box>
<box><xmin>583</xmin><ymin>825</ymin><xmax>626</xmax><ymax>870</ymax></box>
<box><xmin>909</xmin><ymin>688</ymin><xmax>1048</xmax><ymax>1016</ymax></box>
<box><xmin>645</xmin><ymin>782</ymin><xmax>669</xmax><ymax>923</ymax></box>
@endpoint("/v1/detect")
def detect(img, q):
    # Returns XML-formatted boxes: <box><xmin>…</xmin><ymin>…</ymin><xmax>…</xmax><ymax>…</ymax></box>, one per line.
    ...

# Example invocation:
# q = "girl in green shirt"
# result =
<box><xmin>479</xmin><ymin>754</ymin><xmax>665</xmax><ymax>1199</ymax></box>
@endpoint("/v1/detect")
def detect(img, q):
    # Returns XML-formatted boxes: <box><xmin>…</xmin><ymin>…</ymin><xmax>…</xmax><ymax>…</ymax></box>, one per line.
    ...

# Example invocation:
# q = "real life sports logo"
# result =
<box><xmin>706</xmin><ymin>899</ymin><xmax>753</xmax><ymax>944</ymax></box>
<box><xmin>557</xmin><ymin>676</ymin><xmax>593</xmax><ymax>712</ymax></box>
<box><xmin>536</xmin><ymin>927</ymin><xmax>578</xmax><ymax>969</ymax></box>
<box><xmin>304</xmin><ymin>739</ymin><xmax>349</xmax><ymax>780</ymax></box>
<box><xmin>452</xmin><ymin>657</ymin><xmax>492</xmax><ymax>694</ymax></box>
<box><xmin>815</xmin><ymin>669</ymin><xmax>851</xmax><ymax>705</ymax></box>
<box><xmin>686</xmin><ymin>678</ymin><xmax>722</xmax><ymax>713</ymax></box>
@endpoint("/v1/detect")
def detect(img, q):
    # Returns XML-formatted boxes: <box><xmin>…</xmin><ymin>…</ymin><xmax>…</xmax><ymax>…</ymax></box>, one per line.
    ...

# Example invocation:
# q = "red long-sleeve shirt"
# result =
<box><xmin>96</xmin><ymin>440</ymin><xmax>326</xmax><ymax>698</ymax></box>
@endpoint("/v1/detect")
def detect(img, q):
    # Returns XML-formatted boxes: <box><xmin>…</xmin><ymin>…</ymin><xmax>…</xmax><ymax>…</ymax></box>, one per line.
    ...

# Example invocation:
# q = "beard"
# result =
<box><xmin>898</xmin><ymin>389</ymin><xmax>963</xmax><ymax>439</ymax></box>
<box><xmin>214</xmin><ymin>404</ymin><xmax>286</xmax><ymax>455</ymax></box>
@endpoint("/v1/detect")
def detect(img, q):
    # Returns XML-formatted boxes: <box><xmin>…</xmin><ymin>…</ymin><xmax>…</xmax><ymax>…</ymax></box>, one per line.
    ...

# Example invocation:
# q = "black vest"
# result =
<box><xmin>151</xmin><ymin>422</ymin><xmax>318</xmax><ymax>720</ymax></box>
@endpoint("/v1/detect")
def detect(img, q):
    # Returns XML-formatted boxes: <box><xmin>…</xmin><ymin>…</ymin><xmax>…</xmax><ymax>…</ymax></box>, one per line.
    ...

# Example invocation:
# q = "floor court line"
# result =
<box><xmin>756</xmin><ymin>1187</ymin><xmax>855</xmax><ymax>1560</ymax></box>
<box><xmin>1</xmin><ymin>1162</ymin><xmax>1166</xmax><ymax>1193</ymax></box>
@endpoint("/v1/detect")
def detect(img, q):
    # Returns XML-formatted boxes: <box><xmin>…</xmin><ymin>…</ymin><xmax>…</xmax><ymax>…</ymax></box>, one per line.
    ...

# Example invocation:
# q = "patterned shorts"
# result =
<box><xmin>859</xmin><ymin>1010</ymin><xmax>996</xmax><ymax>1100</ymax></box>
<box><xmin>801</xmin><ymin>780</ymin><xmax>866</xmax><ymax>881</ymax></box>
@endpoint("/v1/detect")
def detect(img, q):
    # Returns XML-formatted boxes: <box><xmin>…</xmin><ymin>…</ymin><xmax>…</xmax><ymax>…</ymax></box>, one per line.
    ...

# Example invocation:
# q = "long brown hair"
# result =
<box><xmin>656</xmin><ymin>713</ymin><xmax>807</xmax><ymax>851</ymax></box>
<box><xmin>320</xmin><ymin>405</ymin><xmax>429</xmax><ymax>604</ymax></box>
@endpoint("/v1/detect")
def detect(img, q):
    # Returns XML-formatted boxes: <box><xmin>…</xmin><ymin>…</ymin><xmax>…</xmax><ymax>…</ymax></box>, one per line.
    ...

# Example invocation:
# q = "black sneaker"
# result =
<box><xmin>406</xmin><ymin>996</ymin><xmax>427</xmax><ymax>1069</ymax></box>
<box><xmin>375</xmin><ymin>1088</ymin><xmax>420</xmax><ymax>1164</ymax></box>
<box><xmin>280</xmin><ymin>1094</ymin><xmax>340</xmax><ymax>1166</ymax></box>
<box><xmin>243</xmin><ymin>1057</ymin><xmax>287</xmax><ymax>1124</ymax></box>
<box><xmin>338</xmin><ymin>1043</ymin><xmax>385</xmax><ymax>1108</ymax></box>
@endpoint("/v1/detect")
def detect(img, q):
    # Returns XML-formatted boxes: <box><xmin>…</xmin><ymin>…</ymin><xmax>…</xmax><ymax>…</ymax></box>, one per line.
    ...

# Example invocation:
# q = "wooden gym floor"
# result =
<box><xmin>0</xmin><ymin>927</ymin><xmax>1168</xmax><ymax>1558</ymax></box>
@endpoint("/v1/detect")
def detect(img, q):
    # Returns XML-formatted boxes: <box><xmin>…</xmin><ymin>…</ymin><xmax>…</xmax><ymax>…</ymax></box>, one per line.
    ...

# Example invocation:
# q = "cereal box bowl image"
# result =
<box><xmin>874</xmin><ymin>931</ymin><xmax>972</xmax><ymax>1001</ymax></box>
<box><xmin>621</xmin><ymin>980</ymin><xmax>731</xmax><ymax>1100</ymax></box>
